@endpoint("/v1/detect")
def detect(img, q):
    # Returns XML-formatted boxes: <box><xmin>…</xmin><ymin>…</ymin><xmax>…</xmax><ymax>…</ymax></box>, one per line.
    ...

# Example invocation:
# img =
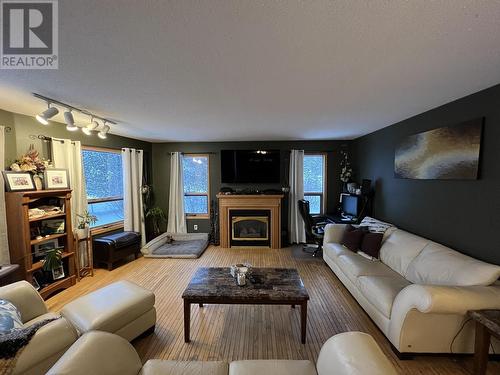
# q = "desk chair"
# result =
<box><xmin>297</xmin><ymin>199</ymin><xmax>332</xmax><ymax>257</ymax></box>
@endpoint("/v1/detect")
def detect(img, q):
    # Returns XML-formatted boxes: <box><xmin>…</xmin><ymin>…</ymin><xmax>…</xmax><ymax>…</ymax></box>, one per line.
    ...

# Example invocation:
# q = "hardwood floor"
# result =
<box><xmin>47</xmin><ymin>246</ymin><xmax>499</xmax><ymax>374</ymax></box>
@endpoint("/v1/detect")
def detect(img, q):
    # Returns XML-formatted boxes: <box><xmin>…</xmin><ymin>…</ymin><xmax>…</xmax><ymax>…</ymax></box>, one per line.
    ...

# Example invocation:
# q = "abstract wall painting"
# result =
<box><xmin>395</xmin><ymin>118</ymin><xmax>483</xmax><ymax>180</ymax></box>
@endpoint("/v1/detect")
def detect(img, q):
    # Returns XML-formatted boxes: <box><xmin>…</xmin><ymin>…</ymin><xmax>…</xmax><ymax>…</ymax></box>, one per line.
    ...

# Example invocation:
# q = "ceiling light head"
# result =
<box><xmin>98</xmin><ymin>123</ymin><xmax>110</xmax><ymax>139</ymax></box>
<box><xmin>36</xmin><ymin>106</ymin><xmax>59</xmax><ymax>125</ymax></box>
<box><xmin>64</xmin><ymin>110</ymin><xmax>78</xmax><ymax>131</ymax></box>
<box><xmin>82</xmin><ymin>118</ymin><xmax>99</xmax><ymax>135</ymax></box>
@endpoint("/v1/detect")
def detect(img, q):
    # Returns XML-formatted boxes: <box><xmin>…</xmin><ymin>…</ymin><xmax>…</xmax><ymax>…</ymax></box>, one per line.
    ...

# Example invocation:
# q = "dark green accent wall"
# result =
<box><xmin>152</xmin><ymin>141</ymin><xmax>347</xmax><ymax>242</ymax></box>
<box><xmin>351</xmin><ymin>84</ymin><xmax>500</xmax><ymax>265</ymax></box>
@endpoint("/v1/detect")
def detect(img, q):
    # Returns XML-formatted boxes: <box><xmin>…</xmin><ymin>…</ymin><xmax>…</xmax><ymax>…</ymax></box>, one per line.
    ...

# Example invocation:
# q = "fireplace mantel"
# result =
<box><xmin>217</xmin><ymin>194</ymin><xmax>284</xmax><ymax>248</ymax></box>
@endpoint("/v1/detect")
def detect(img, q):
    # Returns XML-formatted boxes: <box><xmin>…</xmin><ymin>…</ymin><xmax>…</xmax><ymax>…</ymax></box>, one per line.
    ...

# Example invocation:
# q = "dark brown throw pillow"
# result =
<box><xmin>360</xmin><ymin>232</ymin><xmax>384</xmax><ymax>258</ymax></box>
<box><xmin>341</xmin><ymin>225</ymin><xmax>367</xmax><ymax>252</ymax></box>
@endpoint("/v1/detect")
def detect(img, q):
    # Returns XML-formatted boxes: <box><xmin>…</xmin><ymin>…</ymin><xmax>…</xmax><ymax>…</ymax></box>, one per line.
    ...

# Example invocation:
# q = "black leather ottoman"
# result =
<box><xmin>93</xmin><ymin>231</ymin><xmax>141</xmax><ymax>270</ymax></box>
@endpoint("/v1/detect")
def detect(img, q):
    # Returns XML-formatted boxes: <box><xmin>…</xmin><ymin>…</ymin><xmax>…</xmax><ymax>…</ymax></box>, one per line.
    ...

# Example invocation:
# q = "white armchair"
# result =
<box><xmin>0</xmin><ymin>281</ymin><xmax>78</xmax><ymax>375</ymax></box>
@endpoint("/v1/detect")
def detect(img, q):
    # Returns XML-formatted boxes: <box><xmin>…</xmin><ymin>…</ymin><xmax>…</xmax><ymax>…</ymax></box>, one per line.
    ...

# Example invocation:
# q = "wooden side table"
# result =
<box><xmin>468</xmin><ymin>310</ymin><xmax>500</xmax><ymax>375</ymax></box>
<box><xmin>74</xmin><ymin>233</ymin><xmax>94</xmax><ymax>279</ymax></box>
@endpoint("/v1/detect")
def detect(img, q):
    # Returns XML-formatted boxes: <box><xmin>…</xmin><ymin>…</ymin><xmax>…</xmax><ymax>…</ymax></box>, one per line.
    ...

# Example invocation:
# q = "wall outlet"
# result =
<box><xmin>193</xmin><ymin>224</ymin><xmax>198</xmax><ymax>231</ymax></box>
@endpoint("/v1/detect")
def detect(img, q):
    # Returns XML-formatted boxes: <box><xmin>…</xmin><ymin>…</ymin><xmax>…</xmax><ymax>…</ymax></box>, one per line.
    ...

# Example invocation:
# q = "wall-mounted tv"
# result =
<box><xmin>221</xmin><ymin>150</ymin><xmax>281</xmax><ymax>183</ymax></box>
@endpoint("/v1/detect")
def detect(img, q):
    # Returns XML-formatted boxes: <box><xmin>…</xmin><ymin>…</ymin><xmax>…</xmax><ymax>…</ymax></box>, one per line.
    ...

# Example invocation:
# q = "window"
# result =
<box><xmin>82</xmin><ymin>147</ymin><xmax>124</xmax><ymax>227</ymax></box>
<box><xmin>183</xmin><ymin>154</ymin><xmax>210</xmax><ymax>217</ymax></box>
<box><xmin>303</xmin><ymin>154</ymin><xmax>326</xmax><ymax>214</ymax></box>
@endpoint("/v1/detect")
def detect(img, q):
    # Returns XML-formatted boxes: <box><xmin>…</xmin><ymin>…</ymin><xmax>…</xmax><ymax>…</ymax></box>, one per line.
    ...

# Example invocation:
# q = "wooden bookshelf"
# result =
<box><xmin>5</xmin><ymin>189</ymin><xmax>76</xmax><ymax>299</ymax></box>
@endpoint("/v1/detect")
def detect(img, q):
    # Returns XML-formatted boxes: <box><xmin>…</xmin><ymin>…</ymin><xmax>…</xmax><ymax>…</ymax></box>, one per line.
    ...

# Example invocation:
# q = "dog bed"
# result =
<box><xmin>141</xmin><ymin>232</ymin><xmax>209</xmax><ymax>258</ymax></box>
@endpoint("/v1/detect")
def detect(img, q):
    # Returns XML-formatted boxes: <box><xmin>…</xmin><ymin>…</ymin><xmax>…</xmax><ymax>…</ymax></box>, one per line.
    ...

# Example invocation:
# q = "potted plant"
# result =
<box><xmin>146</xmin><ymin>207</ymin><xmax>166</xmax><ymax>237</ymax></box>
<box><xmin>42</xmin><ymin>248</ymin><xmax>64</xmax><ymax>281</ymax></box>
<box><xmin>76</xmin><ymin>210</ymin><xmax>98</xmax><ymax>239</ymax></box>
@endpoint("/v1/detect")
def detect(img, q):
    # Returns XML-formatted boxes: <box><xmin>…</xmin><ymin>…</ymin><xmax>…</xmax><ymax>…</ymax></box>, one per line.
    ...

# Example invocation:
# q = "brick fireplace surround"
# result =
<box><xmin>217</xmin><ymin>194</ymin><xmax>284</xmax><ymax>249</ymax></box>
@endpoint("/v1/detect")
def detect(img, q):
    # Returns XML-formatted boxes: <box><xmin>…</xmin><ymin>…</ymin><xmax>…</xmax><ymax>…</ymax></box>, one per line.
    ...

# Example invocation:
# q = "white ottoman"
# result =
<box><xmin>61</xmin><ymin>280</ymin><xmax>156</xmax><ymax>341</ymax></box>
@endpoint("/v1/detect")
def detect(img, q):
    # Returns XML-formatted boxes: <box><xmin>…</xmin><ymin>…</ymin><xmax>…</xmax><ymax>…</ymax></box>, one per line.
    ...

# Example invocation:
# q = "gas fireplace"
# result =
<box><xmin>230</xmin><ymin>210</ymin><xmax>270</xmax><ymax>247</ymax></box>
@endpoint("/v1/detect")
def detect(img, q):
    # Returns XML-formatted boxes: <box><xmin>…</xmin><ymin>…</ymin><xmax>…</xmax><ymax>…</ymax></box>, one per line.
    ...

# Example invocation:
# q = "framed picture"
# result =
<box><xmin>1</xmin><ymin>171</ymin><xmax>36</xmax><ymax>192</ymax></box>
<box><xmin>34</xmin><ymin>239</ymin><xmax>59</xmax><ymax>257</ymax></box>
<box><xmin>40</xmin><ymin>219</ymin><xmax>65</xmax><ymax>236</ymax></box>
<box><xmin>43</xmin><ymin>169</ymin><xmax>70</xmax><ymax>190</ymax></box>
<box><xmin>31</xmin><ymin>276</ymin><xmax>41</xmax><ymax>291</ymax></box>
<box><xmin>51</xmin><ymin>265</ymin><xmax>65</xmax><ymax>280</ymax></box>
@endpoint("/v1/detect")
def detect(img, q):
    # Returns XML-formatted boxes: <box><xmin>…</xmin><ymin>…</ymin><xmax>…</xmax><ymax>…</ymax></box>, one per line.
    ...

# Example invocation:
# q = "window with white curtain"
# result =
<box><xmin>82</xmin><ymin>147</ymin><xmax>124</xmax><ymax>227</ymax></box>
<box><xmin>182</xmin><ymin>154</ymin><xmax>210</xmax><ymax>217</ymax></box>
<box><xmin>303</xmin><ymin>153</ymin><xmax>327</xmax><ymax>214</ymax></box>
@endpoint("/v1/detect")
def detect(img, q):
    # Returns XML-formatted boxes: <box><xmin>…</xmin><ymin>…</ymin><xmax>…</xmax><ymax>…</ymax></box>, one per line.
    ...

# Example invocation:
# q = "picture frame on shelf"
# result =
<box><xmin>33</xmin><ymin>239</ymin><xmax>60</xmax><ymax>258</ymax></box>
<box><xmin>1</xmin><ymin>171</ymin><xmax>36</xmax><ymax>192</ymax></box>
<box><xmin>43</xmin><ymin>169</ymin><xmax>70</xmax><ymax>190</ymax></box>
<box><xmin>51</xmin><ymin>265</ymin><xmax>65</xmax><ymax>280</ymax></box>
<box><xmin>40</xmin><ymin>219</ymin><xmax>65</xmax><ymax>236</ymax></box>
<box><xmin>31</xmin><ymin>276</ymin><xmax>41</xmax><ymax>291</ymax></box>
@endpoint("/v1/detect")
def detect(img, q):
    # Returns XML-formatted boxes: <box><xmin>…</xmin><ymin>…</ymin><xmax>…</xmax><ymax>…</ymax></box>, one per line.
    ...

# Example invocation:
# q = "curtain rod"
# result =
<box><xmin>32</xmin><ymin>135</ymin><xmax>142</xmax><ymax>152</ymax></box>
<box><xmin>170</xmin><ymin>152</ymin><xmax>217</xmax><ymax>155</ymax></box>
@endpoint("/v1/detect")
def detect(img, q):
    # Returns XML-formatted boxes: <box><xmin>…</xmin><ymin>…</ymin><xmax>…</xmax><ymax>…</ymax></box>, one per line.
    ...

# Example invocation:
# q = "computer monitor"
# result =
<box><xmin>341</xmin><ymin>194</ymin><xmax>359</xmax><ymax>218</ymax></box>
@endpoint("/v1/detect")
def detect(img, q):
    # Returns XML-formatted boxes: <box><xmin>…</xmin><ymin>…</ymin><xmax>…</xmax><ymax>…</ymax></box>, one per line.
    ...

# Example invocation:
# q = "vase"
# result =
<box><xmin>76</xmin><ymin>227</ymin><xmax>89</xmax><ymax>239</ymax></box>
<box><xmin>33</xmin><ymin>175</ymin><xmax>43</xmax><ymax>190</ymax></box>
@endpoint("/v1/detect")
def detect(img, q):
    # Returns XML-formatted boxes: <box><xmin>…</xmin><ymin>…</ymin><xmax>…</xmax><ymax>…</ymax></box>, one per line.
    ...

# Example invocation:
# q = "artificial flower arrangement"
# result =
<box><xmin>340</xmin><ymin>149</ymin><xmax>353</xmax><ymax>183</ymax></box>
<box><xmin>10</xmin><ymin>144</ymin><xmax>51</xmax><ymax>175</ymax></box>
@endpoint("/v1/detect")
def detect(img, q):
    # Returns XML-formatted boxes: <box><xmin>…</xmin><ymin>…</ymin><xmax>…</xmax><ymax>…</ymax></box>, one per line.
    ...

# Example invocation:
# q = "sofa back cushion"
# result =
<box><xmin>406</xmin><ymin>243</ymin><xmax>500</xmax><ymax>286</ymax></box>
<box><xmin>379</xmin><ymin>229</ymin><xmax>430</xmax><ymax>277</ymax></box>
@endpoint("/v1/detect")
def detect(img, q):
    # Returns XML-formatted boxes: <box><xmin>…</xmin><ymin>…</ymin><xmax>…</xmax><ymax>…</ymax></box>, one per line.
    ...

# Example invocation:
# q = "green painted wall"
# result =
<box><xmin>152</xmin><ymin>141</ymin><xmax>349</xmax><ymax>243</ymax></box>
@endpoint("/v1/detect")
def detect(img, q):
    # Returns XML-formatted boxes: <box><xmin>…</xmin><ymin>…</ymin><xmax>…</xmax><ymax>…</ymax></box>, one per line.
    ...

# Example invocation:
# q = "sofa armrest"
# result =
<box><xmin>316</xmin><ymin>332</ymin><xmax>397</xmax><ymax>375</ymax></box>
<box><xmin>47</xmin><ymin>331</ymin><xmax>142</xmax><ymax>375</ymax></box>
<box><xmin>393</xmin><ymin>284</ymin><xmax>500</xmax><ymax>316</ymax></box>
<box><xmin>0</xmin><ymin>281</ymin><xmax>48</xmax><ymax>323</ymax></box>
<box><xmin>323</xmin><ymin>224</ymin><xmax>347</xmax><ymax>245</ymax></box>
<box><xmin>388</xmin><ymin>284</ymin><xmax>500</xmax><ymax>350</ymax></box>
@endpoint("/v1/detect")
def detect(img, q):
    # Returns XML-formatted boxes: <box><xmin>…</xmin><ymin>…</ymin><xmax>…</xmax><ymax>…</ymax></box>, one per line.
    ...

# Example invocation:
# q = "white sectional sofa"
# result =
<box><xmin>47</xmin><ymin>330</ymin><xmax>397</xmax><ymax>375</ymax></box>
<box><xmin>322</xmin><ymin>217</ymin><xmax>500</xmax><ymax>355</ymax></box>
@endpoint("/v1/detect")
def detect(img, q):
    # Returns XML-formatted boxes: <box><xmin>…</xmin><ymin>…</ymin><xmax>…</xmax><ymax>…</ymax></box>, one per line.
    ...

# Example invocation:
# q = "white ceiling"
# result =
<box><xmin>1</xmin><ymin>0</ymin><xmax>500</xmax><ymax>142</ymax></box>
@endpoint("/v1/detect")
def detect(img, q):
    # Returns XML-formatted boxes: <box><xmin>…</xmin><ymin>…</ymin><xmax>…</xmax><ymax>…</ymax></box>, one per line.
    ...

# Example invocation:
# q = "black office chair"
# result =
<box><xmin>297</xmin><ymin>199</ymin><xmax>332</xmax><ymax>257</ymax></box>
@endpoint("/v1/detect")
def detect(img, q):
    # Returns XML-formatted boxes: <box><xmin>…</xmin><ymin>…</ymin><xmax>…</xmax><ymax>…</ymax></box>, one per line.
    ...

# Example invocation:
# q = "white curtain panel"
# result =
<box><xmin>52</xmin><ymin>138</ymin><xmax>88</xmax><ymax>267</ymax></box>
<box><xmin>289</xmin><ymin>149</ymin><xmax>306</xmax><ymax>244</ymax></box>
<box><xmin>51</xmin><ymin>138</ymin><xmax>88</xmax><ymax>232</ymax></box>
<box><xmin>167</xmin><ymin>152</ymin><xmax>187</xmax><ymax>233</ymax></box>
<box><xmin>0</xmin><ymin>126</ymin><xmax>10</xmax><ymax>264</ymax></box>
<box><xmin>122</xmin><ymin>148</ymin><xmax>146</xmax><ymax>246</ymax></box>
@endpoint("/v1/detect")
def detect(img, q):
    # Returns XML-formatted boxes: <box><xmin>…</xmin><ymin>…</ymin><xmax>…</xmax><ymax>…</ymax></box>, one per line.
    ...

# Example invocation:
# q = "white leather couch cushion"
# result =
<box><xmin>323</xmin><ymin>242</ymin><xmax>350</xmax><ymax>260</ymax></box>
<box><xmin>61</xmin><ymin>280</ymin><xmax>155</xmax><ymax>335</ymax></box>
<box><xmin>336</xmin><ymin>252</ymin><xmax>397</xmax><ymax>284</ymax></box>
<box><xmin>229</xmin><ymin>360</ymin><xmax>316</xmax><ymax>375</ymax></box>
<box><xmin>47</xmin><ymin>331</ymin><xmax>142</xmax><ymax>375</ymax></box>
<box><xmin>316</xmin><ymin>332</ymin><xmax>397</xmax><ymax>375</ymax></box>
<box><xmin>358</xmin><ymin>276</ymin><xmax>411</xmax><ymax>318</ymax></box>
<box><xmin>406</xmin><ymin>242</ymin><xmax>500</xmax><ymax>286</ymax></box>
<box><xmin>142</xmin><ymin>360</ymin><xmax>228</xmax><ymax>375</ymax></box>
<box><xmin>379</xmin><ymin>229</ymin><xmax>430</xmax><ymax>277</ymax></box>
<box><xmin>16</xmin><ymin>314</ymin><xmax>78</xmax><ymax>375</ymax></box>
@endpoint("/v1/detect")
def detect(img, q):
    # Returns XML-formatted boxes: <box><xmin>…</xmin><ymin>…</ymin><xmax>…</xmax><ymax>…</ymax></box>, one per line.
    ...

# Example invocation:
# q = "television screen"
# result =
<box><xmin>221</xmin><ymin>150</ymin><xmax>281</xmax><ymax>183</ymax></box>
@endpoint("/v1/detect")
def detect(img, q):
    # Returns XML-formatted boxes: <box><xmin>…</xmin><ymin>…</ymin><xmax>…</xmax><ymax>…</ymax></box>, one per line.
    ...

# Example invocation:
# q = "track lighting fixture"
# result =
<box><xmin>64</xmin><ymin>111</ymin><xmax>78</xmax><ymax>131</ymax></box>
<box><xmin>36</xmin><ymin>105</ymin><xmax>59</xmax><ymax>125</ymax></box>
<box><xmin>82</xmin><ymin>118</ymin><xmax>99</xmax><ymax>135</ymax></box>
<box><xmin>32</xmin><ymin>93</ymin><xmax>116</xmax><ymax>140</ymax></box>
<box><xmin>98</xmin><ymin>123</ymin><xmax>110</xmax><ymax>139</ymax></box>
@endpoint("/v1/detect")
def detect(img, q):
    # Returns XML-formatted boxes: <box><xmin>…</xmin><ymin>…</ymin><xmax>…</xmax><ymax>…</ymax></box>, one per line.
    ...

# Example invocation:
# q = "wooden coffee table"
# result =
<box><xmin>468</xmin><ymin>310</ymin><xmax>500</xmax><ymax>375</ymax></box>
<box><xmin>182</xmin><ymin>267</ymin><xmax>310</xmax><ymax>343</ymax></box>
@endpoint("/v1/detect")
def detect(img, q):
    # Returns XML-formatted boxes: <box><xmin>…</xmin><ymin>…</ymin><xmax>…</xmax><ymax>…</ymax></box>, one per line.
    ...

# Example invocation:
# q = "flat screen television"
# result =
<box><xmin>221</xmin><ymin>150</ymin><xmax>281</xmax><ymax>183</ymax></box>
